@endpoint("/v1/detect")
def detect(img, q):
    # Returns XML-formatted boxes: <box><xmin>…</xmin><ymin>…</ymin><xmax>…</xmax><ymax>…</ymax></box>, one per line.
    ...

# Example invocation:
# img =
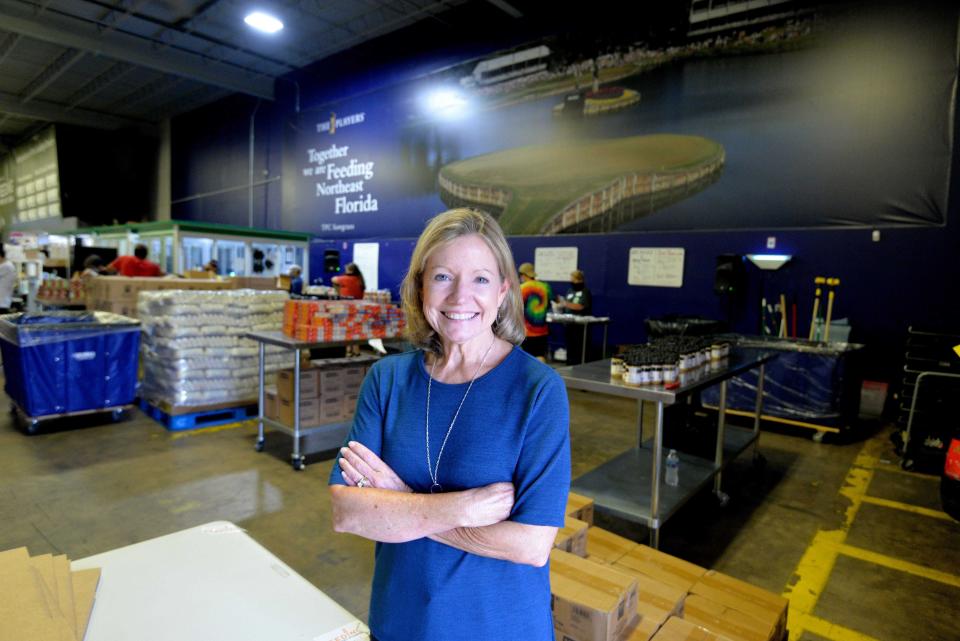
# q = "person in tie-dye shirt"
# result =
<box><xmin>518</xmin><ymin>262</ymin><xmax>552</xmax><ymax>362</ymax></box>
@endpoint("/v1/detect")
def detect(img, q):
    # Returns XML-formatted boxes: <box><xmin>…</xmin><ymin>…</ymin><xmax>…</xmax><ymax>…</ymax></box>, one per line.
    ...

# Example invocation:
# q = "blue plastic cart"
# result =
<box><xmin>0</xmin><ymin>311</ymin><xmax>141</xmax><ymax>433</ymax></box>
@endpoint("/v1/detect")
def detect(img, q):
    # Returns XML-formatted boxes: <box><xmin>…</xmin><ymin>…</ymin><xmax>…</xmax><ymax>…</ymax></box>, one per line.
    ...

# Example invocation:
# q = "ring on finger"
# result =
<box><xmin>356</xmin><ymin>475</ymin><xmax>369</xmax><ymax>488</ymax></box>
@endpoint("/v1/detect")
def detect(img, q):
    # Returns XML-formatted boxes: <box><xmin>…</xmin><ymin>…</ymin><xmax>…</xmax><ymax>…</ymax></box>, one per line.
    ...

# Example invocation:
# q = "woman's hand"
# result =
<box><xmin>460</xmin><ymin>482</ymin><xmax>515</xmax><ymax>527</ymax></box>
<box><xmin>338</xmin><ymin>440</ymin><xmax>412</xmax><ymax>492</ymax></box>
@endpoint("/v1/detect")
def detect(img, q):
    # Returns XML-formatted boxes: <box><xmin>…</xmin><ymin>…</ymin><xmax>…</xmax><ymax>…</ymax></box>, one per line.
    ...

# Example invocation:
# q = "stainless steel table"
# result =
<box><xmin>558</xmin><ymin>348</ymin><xmax>777</xmax><ymax>548</ymax></box>
<box><xmin>546</xmin><ymin>313</ymin><xmax>611</xmax><ymax>362</ymax></box>
<box><xmin>245</xmin><ymin>331</ymin><xmax>367</xmax><ymax>471</ymax></box>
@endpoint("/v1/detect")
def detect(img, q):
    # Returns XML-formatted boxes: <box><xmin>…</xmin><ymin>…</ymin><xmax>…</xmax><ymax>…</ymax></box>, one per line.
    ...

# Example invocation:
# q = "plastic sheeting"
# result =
<box><xmin>701</xmin><ymin>336</ymin><xmax>863</xmax><ymax>423</ymax></box>
<box><xmin>0</xmin><ymin>312</ymin><xmax>141</xmax><ymax>417</ymax></box>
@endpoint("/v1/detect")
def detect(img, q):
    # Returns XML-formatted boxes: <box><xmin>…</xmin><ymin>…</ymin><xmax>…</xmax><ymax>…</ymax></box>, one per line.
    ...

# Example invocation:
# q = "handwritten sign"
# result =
<box><xmin>534</xmin><ymin>247</ymin><xmax>578</xmax><ymax>282</ymax></box>
<box><xmin>628</xmin><ymin>248</ymin><xmax>685</xmax><ymax>288</ymax></box>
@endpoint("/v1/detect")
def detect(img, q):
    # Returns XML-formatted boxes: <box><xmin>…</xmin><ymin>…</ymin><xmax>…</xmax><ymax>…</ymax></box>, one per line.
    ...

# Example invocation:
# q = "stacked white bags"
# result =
<box><xmin>139</xmin><ymin>289</ymin><xmax>288</xmax><ymax>409</ymax></box>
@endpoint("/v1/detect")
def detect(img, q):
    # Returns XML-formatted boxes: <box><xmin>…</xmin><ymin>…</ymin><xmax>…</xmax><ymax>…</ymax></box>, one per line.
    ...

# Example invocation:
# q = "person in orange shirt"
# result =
<box><xmin>108</xmin><ymin>244</ymin><xmax>164</xmax><ymax>277</ymax></box>
<box><xmin>332</xmin><ymin>262</ymin><xmax>366</xmax><ymax>299</ymax></box>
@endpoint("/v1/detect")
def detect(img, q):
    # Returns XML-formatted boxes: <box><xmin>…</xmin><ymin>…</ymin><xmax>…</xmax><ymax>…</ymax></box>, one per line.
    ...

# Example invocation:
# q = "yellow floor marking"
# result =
<box><xmin>800</xmin><ymin>613</ymin><xmax>882</xmax><ymax>641</ymax></box>
<box><xmin>860</xmin><ymin>495</ymin><xmax>955</xmax><ymax>521</ymax></box>
<box><xmin>838</xmin><ymin>543</ymin><xmax>960</xmax><ymax>589</ymax></box>
<box><xmin>169</xmin><ymin>500</ymin><xmax>202</xmax><ymax>514</ymax></box>
<box><xmin>701</xmin><ymin>405</ymin><xmax>841</xmax><ymax>433</ymax></box>
<box><xmin>783</xmin><ymin>444</ymin><xmax>876</xmax><ymax>641</ymax></box>
<box><xmin>870</xmin><ymin>461</ymin><xmax>936</xmax><ymax>481</ymax></box>
<box><xmin>170</xmin><ymin>419</ymin><xmax>255</xmax><ymax>440</ymax></box>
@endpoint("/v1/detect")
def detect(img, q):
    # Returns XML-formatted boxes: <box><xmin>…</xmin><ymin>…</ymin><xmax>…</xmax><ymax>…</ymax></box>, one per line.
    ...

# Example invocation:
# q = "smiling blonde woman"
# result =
<box><xmin>329</xmin><ymin>208</ymin><xmax>571</xmax><ymax>641</ymax></box>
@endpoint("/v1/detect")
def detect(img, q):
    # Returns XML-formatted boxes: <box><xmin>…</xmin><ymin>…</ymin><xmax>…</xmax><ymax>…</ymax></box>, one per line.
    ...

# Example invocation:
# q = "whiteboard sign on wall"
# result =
<box><xmin>628</xmin><ymin>248</ymin><xmax>685</xmax><ymax>287</ymax></box>
<box><xmin>353</xmin><ymin>242</ymin><xmax>379</xmax><ymax>290</ymax></box>
<box><xmin>534</xmin><ymin>247</ymin><xmax>578</xmax><ymax>282</ymax></box>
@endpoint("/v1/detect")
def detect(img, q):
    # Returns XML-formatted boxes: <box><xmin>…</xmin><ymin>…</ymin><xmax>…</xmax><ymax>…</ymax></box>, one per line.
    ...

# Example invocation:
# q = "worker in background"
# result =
<box><xmin>73</xmin><ymin>255</ymin><xmax>105</xmax><ymax>287</ymax></box>
<box><xmin>288</xmin><ymin>265</ymin><xmax>304</xmax><ymax>296</ymax></box>
<box><xmin>557</xmin><ymin>269</ymin><xmax>592</xmax><ymax>364</ymax></box>
<box><xmin>332</xmin><ymin>262</ymin><xmax>366</xmax><ymax>299</ymax></box>
<box><xmin>203</xmin><ymin>259</ymin><xmax>219</xmax><ymax>276</ymax></box>
<box><xmin>517</xmin><ymin>262</ymin><xmax>552</xmax><ymax>362</ymax></box>
<box><xmin>0</xmin><ymin>246</ymin><xmax>17</xmax><ymax>314</ymax></box>
<box><xmin>108</xmin><ymin>243</ymin><xmax>163</xmax><ymax>277</ymax></box>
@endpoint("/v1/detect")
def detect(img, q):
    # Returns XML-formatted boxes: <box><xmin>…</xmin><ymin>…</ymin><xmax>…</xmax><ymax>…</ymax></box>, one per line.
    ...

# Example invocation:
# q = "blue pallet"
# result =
<box><xmin>139</xmin><ymin>399</ymin><xmax>258</xmax><ymax>431</ymax></box>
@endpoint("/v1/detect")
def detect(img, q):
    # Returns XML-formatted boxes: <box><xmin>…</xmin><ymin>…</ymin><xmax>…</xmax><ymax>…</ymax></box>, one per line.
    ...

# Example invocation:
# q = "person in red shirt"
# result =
<box><xmin>108</xmin><ymin>244</ymin><xmax>164</xmax><ymax>277</ymax></box>
<box><xmin>332</xmin><ymin>262</ymin><xmax>366</xmax><ymax>299</ymax></box>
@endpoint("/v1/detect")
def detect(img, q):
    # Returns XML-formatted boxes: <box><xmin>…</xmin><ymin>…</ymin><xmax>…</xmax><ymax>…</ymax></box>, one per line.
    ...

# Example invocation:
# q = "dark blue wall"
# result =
<box><xmin>311</xmin><ymin>217</ymin><xmax>959</xmax><ymax>381</ymax></box>
<box><xmin>171</xmin><ymin>94</ymin><xmax>284</xmax><ymax>229</ymax></box>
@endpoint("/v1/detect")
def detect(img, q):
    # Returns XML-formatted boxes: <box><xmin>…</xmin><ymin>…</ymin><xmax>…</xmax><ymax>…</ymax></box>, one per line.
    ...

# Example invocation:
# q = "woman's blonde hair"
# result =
<box><xmin>401</xmin><ymin>208</ymin><xmax>524</xmax><ymax>355</ymax></box>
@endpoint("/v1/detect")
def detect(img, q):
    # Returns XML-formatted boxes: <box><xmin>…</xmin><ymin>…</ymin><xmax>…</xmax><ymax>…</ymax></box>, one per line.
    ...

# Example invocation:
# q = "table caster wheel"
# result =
<box><xmin>812</xmin><ymin>431</ymin><xmax>825</xmax><ymax>443</ymax></box>
<box><xmin>26</xmin><ymin>419</ymin><xmax>40</xmax><ymax>435</ymax></box>
<box><xmin>255</xmin><ymin>439</ymin><xmax>265</xmax><ymax>452</ymax></box>
<box><xmin>111</xmin><ymin>408</ymin><xmax>124</xmax><ymax>422</ymax></box>
<box><xmin>714</xmin><ymin>490</ymin><xmax>730</xmax><ymax>507</ymax></box>
<box><xmin>292</xmin><ymin>457</ymin><xmax>305</xmax><ymax>471</ymax></box>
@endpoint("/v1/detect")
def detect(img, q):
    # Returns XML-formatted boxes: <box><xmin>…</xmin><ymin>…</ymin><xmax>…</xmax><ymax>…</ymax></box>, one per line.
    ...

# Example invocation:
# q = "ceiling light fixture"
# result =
<box><xmin>244</xmin><ymin>11</ymin><xmax>284</xmax><ymax>34</ymax></box>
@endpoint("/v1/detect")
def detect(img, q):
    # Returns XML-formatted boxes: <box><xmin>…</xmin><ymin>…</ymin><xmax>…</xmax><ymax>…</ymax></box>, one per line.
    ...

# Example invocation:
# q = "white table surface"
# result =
<box><xmin>72</xmin><ymin>521</ymin><xmax>368</xmax><ymax>641</ymax></box>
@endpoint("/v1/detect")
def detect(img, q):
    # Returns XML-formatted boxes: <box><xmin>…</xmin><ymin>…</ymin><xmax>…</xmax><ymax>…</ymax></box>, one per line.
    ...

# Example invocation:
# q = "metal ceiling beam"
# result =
<box><xmin>0</xmin><ymin>0</ymin><xmax>275</xmax><ymax>99</ymax></box>
<box><xmin>0</xmin><ymin>90</ymin><xmax>146</xmax><ymax>129</ymax></box>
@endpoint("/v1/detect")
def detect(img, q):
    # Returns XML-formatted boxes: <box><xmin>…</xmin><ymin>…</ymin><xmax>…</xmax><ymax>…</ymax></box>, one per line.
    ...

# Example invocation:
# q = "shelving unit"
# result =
<box><xmin>558</xmin><ymin>349</ymin><xmax>776</xmax><ymax>548</ymax></box>
<box><xmin>246</xmin><ymin>331</ymin><xmax>370</xmax><ymax>471</ymax></box>
<box><xmin>897</xmin><ymin>326</ymin><xmax>960</xmax><ymax>470</ymax></box>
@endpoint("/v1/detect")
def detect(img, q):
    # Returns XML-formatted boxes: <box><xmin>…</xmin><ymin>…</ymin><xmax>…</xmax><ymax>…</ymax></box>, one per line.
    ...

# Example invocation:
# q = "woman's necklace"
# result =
<box><xmin>425</xmin><ymin>337</ymin><xmax>497</xmax><ymax>494</ymax></box>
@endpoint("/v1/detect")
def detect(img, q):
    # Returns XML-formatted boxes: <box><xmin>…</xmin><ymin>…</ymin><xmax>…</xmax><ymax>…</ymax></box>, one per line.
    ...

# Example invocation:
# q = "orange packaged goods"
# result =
<box><xmin>282</xmin><ymin>299</ymin><xmax>406</xmax><ymax>341</ymax></box>
<box><xmin>685</xmin><ymin>571</ymin><xmax>788</xmax><ymax>641</ymax></box>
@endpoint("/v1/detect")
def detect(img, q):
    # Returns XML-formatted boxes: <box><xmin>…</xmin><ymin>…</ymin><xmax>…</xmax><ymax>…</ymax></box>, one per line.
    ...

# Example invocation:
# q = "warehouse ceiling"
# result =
<box><xmin>0</xmin><ymin>0</ymin><xmax>531</xmax><ymax>150</ymax></box>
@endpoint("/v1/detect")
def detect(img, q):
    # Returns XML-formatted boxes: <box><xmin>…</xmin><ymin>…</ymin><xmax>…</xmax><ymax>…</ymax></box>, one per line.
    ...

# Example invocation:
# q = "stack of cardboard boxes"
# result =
<box><xmin>264</xmin><ymin>356</ymin><xmax>376</xmax><ymax>427</ymax></box>
<box><xmin>85</xmin><ymin>276</ymin><xmax>284</xmax><ymax>318</ymax></box>
<box><xmin>86</xmin><ymin>276</ymin><xmax>234</xmax><ymax>317</ymax></box>
<box><xmin>282</xmin><ymin>299</ymin><xmax>405</xmax><ymax>342</ymax></box>
<box><xmin>552</xmin><ymin>492</ymin><xmax>788</xmax><ymax>641</ymax></box>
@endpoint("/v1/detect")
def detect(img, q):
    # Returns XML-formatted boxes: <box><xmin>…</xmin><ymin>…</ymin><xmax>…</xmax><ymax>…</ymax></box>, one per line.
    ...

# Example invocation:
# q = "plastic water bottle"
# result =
<box><xmin>665</xmin><ymin>449</ymin><xmax>680</xmax><ymax>487</ymax></box>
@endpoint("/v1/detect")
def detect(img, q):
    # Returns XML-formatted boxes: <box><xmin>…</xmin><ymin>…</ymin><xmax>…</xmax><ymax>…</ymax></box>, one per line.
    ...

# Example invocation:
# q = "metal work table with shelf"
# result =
<box><xmin>245</xmin><ymin>330</ymin><xmax>367</xmax><ymax>471</ymax></box>
<box><xmin>558</xmin><ymin>348</ymin><xmax>777</xmax><ymax>548</ymax></box>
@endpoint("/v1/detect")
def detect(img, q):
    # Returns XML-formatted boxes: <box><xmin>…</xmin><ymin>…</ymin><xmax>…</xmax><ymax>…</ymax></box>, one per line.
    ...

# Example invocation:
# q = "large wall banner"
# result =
<box><xmin>284</xmin><ymin>3</ymin><xmax>957</xmax><ymax>238</ymax></box>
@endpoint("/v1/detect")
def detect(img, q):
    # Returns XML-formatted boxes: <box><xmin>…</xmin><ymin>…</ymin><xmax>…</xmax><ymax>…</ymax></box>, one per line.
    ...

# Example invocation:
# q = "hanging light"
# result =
<box><xmin>244</xmin><ymin>11</ymin><xmax>284</xmax><ymax>34</ymax></box>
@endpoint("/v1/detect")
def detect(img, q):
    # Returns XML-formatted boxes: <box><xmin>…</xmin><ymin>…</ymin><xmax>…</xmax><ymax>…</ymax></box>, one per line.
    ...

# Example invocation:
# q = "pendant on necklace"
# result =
<box><xmin>430</xmin><ymin>483</ymin><xmax>443</xmax><ymax>494</ymax></box>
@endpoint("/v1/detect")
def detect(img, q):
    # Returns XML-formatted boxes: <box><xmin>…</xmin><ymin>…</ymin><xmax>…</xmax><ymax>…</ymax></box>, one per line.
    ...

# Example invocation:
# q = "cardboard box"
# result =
<box><xmin>278</xmin><ymin>397</ymin><xmax>321</xmax><ymax>427</ymax></box>
<box><xmin>230</xmin><ymin>276</ymin><xmax>279</xmax><ymax>290</ymax></box>
<box><xmin>567</xmin><ymin>492</ymin><xmax>595</xmax><ymax>525</ymax></box>
<box><xmin>653</xmin><ymin>616</ymin><xmax>735</xmax><ymax>641</ymax></box>
<box><xmin>681</xmin><ymin>595</ymin><xmax>771</xmax><ymax>641</ymax></box>
<box><xmin>555</xmin><ymin>516</ymin><xmax>589</xmax><ymax>556</ymax></box>
<box><xmin>319</xmin><ymin>369</ymin><xmax>345</xmax><ymax>395</ymax></box>
<box><xmin>320</xmin><ymin>395</ymin><xmax>345</xmax><ymax>422</ymax></box>
<box><xmin>342</xmin><ymin>393</ymin><xmax>359</xmax><ymax>419</ymax></box>
<box><xmin>550</xmin><ymin>549</ymin><xmax>638</xmax><ymax>641</ymax></box>
<box><xmin>622</xmin><ymin>615</ymin><xmax>662</xmax><ymax>641</ymax></box>
<box><xmin>614</xmin><ymin>545</ymin><xmax>707</xmax><ymax>593</ymax></box>
<box><xmin>586</xmin><ymin>527</ymin><xmax>638</xmax><ymax>565</ymax></box>
<box><xmin>633</xmin><ymin>574</ymin><xmax>687</xmax><ymax>628</ymax></box>
<box><xmin>687</xmin><ymin>571</ymin><xmax>787</xmax><ymax>641</ymax></box>
<box><xmin>264</xmin><ymin>386</ymin><xmax>278</xmax><ymax>421</ymax></box>
<box><xmin>277</xmin><ymin>368</ymin><xmax>320</xmax><ymax>401</ymax></box>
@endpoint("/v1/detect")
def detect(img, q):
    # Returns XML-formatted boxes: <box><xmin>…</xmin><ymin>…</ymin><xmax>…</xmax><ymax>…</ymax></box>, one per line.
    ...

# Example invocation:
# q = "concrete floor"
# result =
<box><xmin>1</xmin><ymin>382</ymin><xmax>958</xmax><ymax>641</ymax></box>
